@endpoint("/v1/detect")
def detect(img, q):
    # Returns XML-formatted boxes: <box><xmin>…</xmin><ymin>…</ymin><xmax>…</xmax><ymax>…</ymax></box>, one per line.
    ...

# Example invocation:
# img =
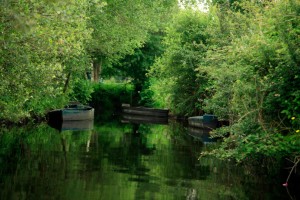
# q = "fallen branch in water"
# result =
<box><xmin>283</xmin><ymin>156</ymin><xmax>300</xmax><ymax>187</ymax></box>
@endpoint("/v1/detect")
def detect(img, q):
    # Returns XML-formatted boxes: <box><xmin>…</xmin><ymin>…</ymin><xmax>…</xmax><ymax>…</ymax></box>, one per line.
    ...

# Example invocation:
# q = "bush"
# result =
<box><xmin>201</xmin><ymin>0</ymin><xmax>300</xmax><ymax>162</ymax></box>
<box><xmin>91</xmin><ymin>83</ymin><xmax>134</xmax><ymax>121</ymax></box>
<box><xmin>69</xmin><ymin>79</ymin><xmax>94</xmax><ymax>105</ymax></box>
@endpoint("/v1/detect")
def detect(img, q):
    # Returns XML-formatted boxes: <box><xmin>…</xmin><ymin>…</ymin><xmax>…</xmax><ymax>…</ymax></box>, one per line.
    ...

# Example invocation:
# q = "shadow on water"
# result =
<box><xmin>0</xmin><ymin>118</ymin><xmax>299</xmax><ymax>200</ymax></box>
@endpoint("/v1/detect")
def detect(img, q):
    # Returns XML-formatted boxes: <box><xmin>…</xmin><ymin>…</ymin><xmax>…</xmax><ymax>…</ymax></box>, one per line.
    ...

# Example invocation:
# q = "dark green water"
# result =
<box><xmin>0</xmin><ymin>120</ymin><xmax>295</xmax><ymax>200</ymax></box>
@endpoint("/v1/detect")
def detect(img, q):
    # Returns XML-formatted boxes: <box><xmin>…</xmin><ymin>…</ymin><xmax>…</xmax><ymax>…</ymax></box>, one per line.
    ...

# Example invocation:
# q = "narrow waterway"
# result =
<box><xmin>0</xmin><ymin>119</ymin><xmax>296</xmax><ymax>200</ymax></box>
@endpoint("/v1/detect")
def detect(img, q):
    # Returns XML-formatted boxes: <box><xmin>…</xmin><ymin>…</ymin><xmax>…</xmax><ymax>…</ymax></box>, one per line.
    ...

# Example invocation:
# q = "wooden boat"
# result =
<box><xmin>47</xmin><ymin>104</ymin><xmax>94</xmax><ymax>122</ymax></box>
<box><xmin>48</xmin><ymin>119</ymin><xmax>94</xmax><ymax>132</ymax></box>
<box><xmin>121</xmin><ymin>114</ymin><xmax>169</xmax><ymax>125</ymax></box>
<box><xmin>122</xmin><ymin>104</ymin><xmax>169</xmax><ymax>118</ymax></box>
<box><xmin>188</xmin><ymin>114</ymin><xmax>218</xmax><ymax>129</ymax></box>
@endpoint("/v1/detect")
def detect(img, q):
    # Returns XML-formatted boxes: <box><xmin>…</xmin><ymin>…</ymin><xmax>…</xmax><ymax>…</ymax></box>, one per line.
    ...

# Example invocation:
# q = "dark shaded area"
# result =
<box><xmin>90</xmin><ymin>84</ymin><xmax>133</xmax><ymax>121</ymax></box>
<box><xmin>280</xmin><ymin>160</ymin><xmax>300</xmax><ymax>200</ymax></box>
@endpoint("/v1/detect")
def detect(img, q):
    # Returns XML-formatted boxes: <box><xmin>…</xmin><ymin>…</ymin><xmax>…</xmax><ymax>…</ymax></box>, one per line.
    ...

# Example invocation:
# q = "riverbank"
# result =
<box><xmin>0</xmin><ymin>115</ymin><xmax>46</xmax><ymax>128</ymax></box>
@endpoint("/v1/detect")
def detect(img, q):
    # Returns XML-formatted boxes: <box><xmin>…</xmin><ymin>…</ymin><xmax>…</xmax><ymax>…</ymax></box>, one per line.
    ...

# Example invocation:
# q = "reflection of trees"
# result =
<box><xmin>0</xmin><ymin>124</ymin><xmax>96</xmax><ymax>199</ymax></box>
<box><xmin>0</xmin><ymin>122</ymin><xmax>293</xmax><ymax>200</ymax></box>
<box><xmin>157</xmin><ymin>122</ymin><xmax>210</xmax><ymax>181</ymax></box>
<box><xmin>104</xmin><ymin>124</ymin><xmax>155</xmax><ymax>180</ymax></box>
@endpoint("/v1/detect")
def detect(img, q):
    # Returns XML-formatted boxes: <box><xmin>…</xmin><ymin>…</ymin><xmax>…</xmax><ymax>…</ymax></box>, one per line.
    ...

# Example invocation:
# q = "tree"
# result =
<box><xmin>0</xmin><ymin>0</ymin><xmax>177</xmax><ymax>121</ymax></box>
<box><xmin>148</xmin><ymin>9</ymin><xmax>210</xmax><ymax>115</ymax></box>
<box><xmin>201</xmin><ymin>0</ymin><xmax>300</xmax><ymax>161</ymax></box>
<box><xmin>86</xmin><ymin>0</ymin><xmax>177</xmax><ymax>82</ymax></box>
<box><xmin>101</xmin><ymin>32</ymin><xmax>165</xmax><ymax>106</ymax></box>
<box><xmin>0</xmin><ymin>0</ymin><xmax>91</xmax><ymax>121</ymax></box>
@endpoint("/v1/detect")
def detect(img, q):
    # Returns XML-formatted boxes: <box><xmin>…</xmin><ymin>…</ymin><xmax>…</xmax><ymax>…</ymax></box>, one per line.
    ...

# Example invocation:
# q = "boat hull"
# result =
<box><xmin>47</xmin><ymin>105</ymin><xmax>94</xmax><ymax>122</ymax></box>
<box><xmin>62</xmin><ymin>107</ymin><xmax>94</xmax><ymax>121</ymax></box>
<box><xmin>122</xmin><ymin>105</ymin><xmax>169</xmax><ymax>118</ymax></box>
<box><xmin>122</xmin><ymin>114</ymin><xmax>168</xmax><ymax>125</ymax></box>
<box><xmin>48</xmin><ymin>119</ymin><xmax>94</xmax><ymax>132</ymax></box>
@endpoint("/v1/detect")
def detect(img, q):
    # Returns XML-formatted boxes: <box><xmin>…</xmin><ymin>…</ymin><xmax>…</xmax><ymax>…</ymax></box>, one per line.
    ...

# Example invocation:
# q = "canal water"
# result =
<box><xmin>0</xmin><ymin>119</ymin><xmax>297</xmax><ymax>200</ymax></box>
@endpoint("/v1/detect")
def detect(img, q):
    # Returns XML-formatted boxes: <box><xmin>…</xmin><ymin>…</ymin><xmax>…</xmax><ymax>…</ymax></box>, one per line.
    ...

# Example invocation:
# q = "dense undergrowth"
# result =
<box><xmin>146</xmin><ymin>0</ymin><xmax>300</xmax><ymax>165</ymax></box>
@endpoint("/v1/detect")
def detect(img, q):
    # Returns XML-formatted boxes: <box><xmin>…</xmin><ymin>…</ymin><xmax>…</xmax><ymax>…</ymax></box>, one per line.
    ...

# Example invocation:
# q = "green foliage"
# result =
<box><xmin>69</xmin><ymin>79</ymin><xmax>94</xmax><ymax>105</ymax></box>
<box><xmin>0</xmin><ymin>0</ymin><xmax>91</xmax><ymax>121</ymax></box>
<box><xmin>200</xmin><ymin>0</ymin><xmax>300</xmax><ymax>161</ymax></box>
<box><xmin>86</xmin><ymin>0</ymin><xmax>177</xmax><ymax>64</ymax></box>
<box><xmin>144</xmin><ymin>0</ymin><xmax>300</xmax><ymax>162</ymax></box>
<box><xmin>147</xmin><ymin>77</ymin><xmax>174</xmax><ymax>109</ymax></box>
<box><xmin>91</xmin><ymin>83</ymin><xmax>134</xmax><ymax>121</ymax></box>
<box><xmin>104</xmin><ymin>32</ymin><xmax>166</xmax><ymax>106</ymax></box>
<box><xmin>263</xmin><ymin>0</ymin><xmax>300</xmax><ymax>127</ymax></box>
<box><xmin>1</xmin><ymin>0</ymin><xmax>299</xmax><ymax>164</ymax></box>
<box><xmin>0</xmin><ymin>0</ymin><xmax>177</xmax><ymax>122</ymax></box>
<box><xmin>148</xmin><ymin>9</ymin><xmax>211</xmax><ymax>115</ymax></box>
<box><xmin>205</xmin><ymin>130</ymin><xmax>300</xmax><ymax>163</ymax></box>
<box><xmin>139</xmin><ymin>80</ymin><xmax>156</xmax><ymax>107</ymax></box>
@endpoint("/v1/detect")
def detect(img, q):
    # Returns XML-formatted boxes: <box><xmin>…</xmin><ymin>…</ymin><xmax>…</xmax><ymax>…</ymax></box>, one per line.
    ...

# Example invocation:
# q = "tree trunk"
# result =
<box><xmin>92</xmin><ymin>58</ymin><xmax>102</xmax><ymax>82</ymax></box>
<box><xmin>63</xmin><ymin>72</ymin><xmax>71</xmax><ymax>93</ymax></box>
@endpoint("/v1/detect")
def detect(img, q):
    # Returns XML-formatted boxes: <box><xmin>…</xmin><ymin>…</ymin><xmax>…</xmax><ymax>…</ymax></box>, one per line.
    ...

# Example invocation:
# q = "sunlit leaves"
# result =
<box><xmin>0</xmin><ymin>0</ymin><xmax>91</xmax><ymax>121</ymax></box>
<box><xmin>199</xmin><ymin>0</ymin><xmax>300</xmax><ymax>162</ymax></box>
<box><xmin>149</xmin><ymin>10</ymin><xmax>210</xmax><ymax>115</ymax></box>
<box><xmin>0</xmin><ymin>0</ymin><xmax>177</xmax><ymax>121</ymax></box>
<box><xmin>87</xmin><ymin>0</ymin><xmax>177</xmax><ymax>63</ymax></box>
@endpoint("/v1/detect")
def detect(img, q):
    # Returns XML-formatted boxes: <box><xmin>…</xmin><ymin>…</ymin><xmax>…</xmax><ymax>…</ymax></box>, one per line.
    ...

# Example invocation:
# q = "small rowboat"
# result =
<box><xmin>47</xmin><ymin>104</ymin><xmax>94</xmax><ymax>121</ymax></box>
<box><xmin>122</xmin><ymin>104</ymin><xmax>169</xmax><ymax>118</ymax></box>
<box><xmin>121</xmin><ymin>114</ymin><xmax>169</xmax><ymax>125</ymax></box>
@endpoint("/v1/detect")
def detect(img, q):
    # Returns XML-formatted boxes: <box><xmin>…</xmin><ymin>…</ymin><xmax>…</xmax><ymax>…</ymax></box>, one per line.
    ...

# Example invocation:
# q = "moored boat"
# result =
<box><xmin>47</xmin><ymin>104</ymin><xmax>94</xmax><ymax>122</ymax></box>
<box><xmin>121</xmin><ymin>114</ymin><xmax>169</xmax><ymax>125</ymax></box>
<box><xmin>48</xmin><ymin>119</ymin><xmax>94</xmax><ymax>132</ymax></box>
<box><xmin>122</xmin><ymin>104</ymin><xmax>169</xmax><ymax>118</ymax></box>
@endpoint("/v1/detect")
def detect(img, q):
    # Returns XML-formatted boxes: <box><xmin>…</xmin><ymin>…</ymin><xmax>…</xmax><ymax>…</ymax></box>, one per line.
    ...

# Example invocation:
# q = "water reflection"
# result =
<box><xmin>187</xmin><ymin>127</ymin><xmax>218</xmax><ymax>144</ymax></box>
<box><xmin>0</xmin><ymin>121</ymin><xmax>295</xmax><ymax>200</ymax></box>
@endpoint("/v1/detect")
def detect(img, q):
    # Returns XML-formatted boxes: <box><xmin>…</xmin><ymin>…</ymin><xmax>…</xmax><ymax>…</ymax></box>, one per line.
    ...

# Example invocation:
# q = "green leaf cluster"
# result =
<box><xmin>148</xmin><ymin>9</ymin><xmax>211</xmax><ymax>116</ymax></box>
<box><xmin>203</xmin><ymin>0</ymin><xmax>300</xmax><ymax>161</ymax></box>
<box><xmin>0</xmin><ymin>0</ymin><xmax>91</xmax><ymax>121</ymax></box>
<box><xmin>104</xmin><ymin>33</ymin><xmax>166</xmax><ymax>106</ymax></box>
<box><xmin>87</xmin><ymin>0</ymin><xmax>177</xmax><ymax>63</ymax></box>
<box><xmin>69</xmin><ymin>79</ymin><xmax>94</xmax><ymax>105</ymax></box>
<box><xmin>148</xmin><ymin>0</ymin><xmax>300</xmax><ymax>161</ymax></box>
